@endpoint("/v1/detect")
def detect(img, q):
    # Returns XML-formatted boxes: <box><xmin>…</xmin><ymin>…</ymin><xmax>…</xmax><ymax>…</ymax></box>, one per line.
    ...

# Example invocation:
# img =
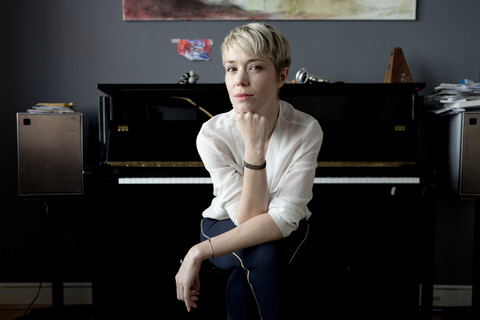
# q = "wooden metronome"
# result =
<box><xmin>384</xmin><ymin>47</ymin><xmax>413</xmax><ymax>83</ymax></box>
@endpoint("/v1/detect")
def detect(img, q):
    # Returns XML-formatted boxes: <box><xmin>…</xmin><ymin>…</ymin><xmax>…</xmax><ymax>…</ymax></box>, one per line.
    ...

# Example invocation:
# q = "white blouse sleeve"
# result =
<box><xmin>196</xmin><ymin>117</ymin><xmax>244</xmax><ymax>225</ymax></box>
<box><xmin>268</xmin><ymin>120</ymin><xmax>323</xmax><ymax>237</ymax></box>
<box><xmin>197</xmin><ymin>108</ymin><xmax>323</xmax><ymax>238</ymax></box>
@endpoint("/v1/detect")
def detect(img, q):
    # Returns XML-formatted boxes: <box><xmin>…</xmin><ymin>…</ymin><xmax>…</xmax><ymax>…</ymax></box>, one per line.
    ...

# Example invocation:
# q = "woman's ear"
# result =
<box><xmin>278</xmin><ymin>67</ymin><xmax>289</xmax><ymax>87</ymax></box>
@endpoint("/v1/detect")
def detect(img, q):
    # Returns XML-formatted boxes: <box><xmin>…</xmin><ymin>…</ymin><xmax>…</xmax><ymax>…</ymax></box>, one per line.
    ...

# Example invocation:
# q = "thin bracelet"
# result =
<box><xmin>207</xmin><ymin>238</ymin><xmax>214</xmax><ymax>259</ymax></box>
<box><xmin>244</xmin><ymin>160</ymin><xmax>266</xmax><ymax>170</ymax></box>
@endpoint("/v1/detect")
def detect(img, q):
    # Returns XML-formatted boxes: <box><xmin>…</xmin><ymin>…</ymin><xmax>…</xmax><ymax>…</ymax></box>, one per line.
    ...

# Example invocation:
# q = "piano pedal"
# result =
<box><xmin>391</xmin><ymin>186</ymin><xmax>397</xmax><ymax>196</ymax></box>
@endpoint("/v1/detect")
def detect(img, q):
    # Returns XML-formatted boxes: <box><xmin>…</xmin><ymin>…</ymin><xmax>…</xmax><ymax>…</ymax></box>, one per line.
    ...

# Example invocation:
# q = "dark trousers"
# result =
<box><xmin>200</xmin><ymin>218</ymin><xmax>308</xmax><ymax>320</ymax></box>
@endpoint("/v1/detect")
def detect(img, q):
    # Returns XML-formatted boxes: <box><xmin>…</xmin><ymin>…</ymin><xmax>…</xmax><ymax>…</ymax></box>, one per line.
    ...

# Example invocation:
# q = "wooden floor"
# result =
<box><xmin>0</xmin><ymin>305</ymin><xmax>93</xmax><ymax>320</ymax></box>
<box><xmin>0</xmin><ymin>305</ymin><xmax>32</xmax><ymax>320</ymax></box>
<box><xmin>0</xmin><ymin>305</ymin><xmax>474</xmax><ymax>320</ymax></box>
<box><xmin>0</xmin><ymin>308</ymin><xmax>24</xmax><ymax>320</ymax></box>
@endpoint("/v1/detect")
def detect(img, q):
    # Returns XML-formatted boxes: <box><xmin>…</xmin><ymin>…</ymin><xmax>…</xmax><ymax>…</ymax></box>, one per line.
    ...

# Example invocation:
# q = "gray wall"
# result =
<box><xmin>1</xmin><ymin>0</ymin><xmax>479</xmax><ymax>284</ymax></box>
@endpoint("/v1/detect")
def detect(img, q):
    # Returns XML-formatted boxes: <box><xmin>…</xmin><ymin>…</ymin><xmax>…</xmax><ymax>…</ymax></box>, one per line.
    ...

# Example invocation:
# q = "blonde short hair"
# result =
<box><xmin>221</xmin><ymin>23</ymin><xmax>291</xmax><ymax>77</ymax></box>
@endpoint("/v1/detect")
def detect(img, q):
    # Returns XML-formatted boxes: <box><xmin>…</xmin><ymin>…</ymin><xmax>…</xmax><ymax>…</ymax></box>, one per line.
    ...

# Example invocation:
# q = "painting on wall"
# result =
<box><xmin>123</xmin><ymin>0</ymin><xmax>417</xmax><ymax>21</ymax></box>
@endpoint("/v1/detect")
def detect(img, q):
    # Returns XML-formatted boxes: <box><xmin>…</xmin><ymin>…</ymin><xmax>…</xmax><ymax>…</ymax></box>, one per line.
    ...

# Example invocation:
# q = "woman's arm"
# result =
<box><xmin>175</xmin><ymin>213</ymin><xmax>282</xmax><ymax>312</ymax></box>
<box><xmin>177</xmin><ymin>110</ymin><xmax>283</xmax><ymax>311</ymax></box>
<box><xmin>235</xmin><ymin>112</ymin><xmax>270</xmax><ymax>224</ymax></box>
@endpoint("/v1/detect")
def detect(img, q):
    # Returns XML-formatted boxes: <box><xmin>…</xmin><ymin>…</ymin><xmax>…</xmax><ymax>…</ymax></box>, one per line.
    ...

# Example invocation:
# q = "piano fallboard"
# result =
<box><xmin>97</xmin><ymin>83</ymin><xmax>426</xmax><ymax>165</ymax></box>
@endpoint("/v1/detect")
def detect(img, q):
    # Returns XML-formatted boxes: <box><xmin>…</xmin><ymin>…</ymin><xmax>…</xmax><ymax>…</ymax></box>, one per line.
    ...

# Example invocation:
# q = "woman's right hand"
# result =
<box><xmin>235</xmin><ymin>111</ymin><xmax>268</xmax><ymax>162</ymax></box>
<box><xmin>175</xmin><ymin>246</ymin><xmax>202</xmax><ymax>312</ymax></box>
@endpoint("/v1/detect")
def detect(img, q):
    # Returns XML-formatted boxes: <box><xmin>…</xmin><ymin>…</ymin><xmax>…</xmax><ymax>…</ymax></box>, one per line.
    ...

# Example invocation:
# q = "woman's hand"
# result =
<box><xmin>236</xmin><ymin>112</ymin><xmax>268</xmax><ymax>161</ymax></box>
<box><xmin>175</xmin><ymin>246</ymin><xmax>202</xmax><ymax>312</ymax></box>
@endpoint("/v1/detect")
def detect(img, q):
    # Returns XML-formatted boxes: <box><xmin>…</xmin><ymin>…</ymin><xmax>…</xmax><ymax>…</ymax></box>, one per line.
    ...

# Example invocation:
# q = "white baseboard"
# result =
<box><xmin>1</xmin><ymin>282</ymin><xmax>470</xmax><ymax>308</ymax></box>
<box><xmin>421</xmin><ymin>284</ymin><xmax>472</xmax><ymax>307</ymax></box>
<box><xmin>433</xmin><ymin>285</ymin><xmax>472</xmax><ymax>307</ymax></box>
<box><xmin>0</xmin><ymin>282</ymin><xmax>92</xmax><ymax>305</ymax></box>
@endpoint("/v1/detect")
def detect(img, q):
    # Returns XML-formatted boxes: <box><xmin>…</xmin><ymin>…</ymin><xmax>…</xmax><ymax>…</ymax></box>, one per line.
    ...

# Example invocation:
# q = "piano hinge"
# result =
<box><xmin>106</xmin><ymin>161</ymin><xmax>205</xmax><ymax>168</ymax></box>
<box><xmin>107</xmin><ymin>160</ymin><xmax>416</xmax><ymax>168</ymax></box>
<box><xmin>317</xmin><ymin>161</ymin><xmax>417</xmax><ymax>167</ymax></box>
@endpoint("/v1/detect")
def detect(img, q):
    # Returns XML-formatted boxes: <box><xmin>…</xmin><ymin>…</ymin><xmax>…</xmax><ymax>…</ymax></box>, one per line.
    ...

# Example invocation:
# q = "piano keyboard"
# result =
<box><xmin>118</xmin><ymin>177</ymin><xmax>420</xmax><ymax>185</ymax></box>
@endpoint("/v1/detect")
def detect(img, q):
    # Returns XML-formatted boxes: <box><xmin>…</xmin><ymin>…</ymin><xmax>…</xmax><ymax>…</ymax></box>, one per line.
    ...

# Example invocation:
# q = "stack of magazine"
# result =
<box><xmin>27</xmin><ymin>102</ymin><xmax>76</xmax><ymax>113</ymax></box>
<box><xmin>427</xmin><ymin>82</ymin><xmax>480</xmax><ymax>114</ymax></box>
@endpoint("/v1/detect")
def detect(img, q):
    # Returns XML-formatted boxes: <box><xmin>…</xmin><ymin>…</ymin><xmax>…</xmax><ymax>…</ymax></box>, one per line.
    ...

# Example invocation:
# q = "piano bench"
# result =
<box><xmin>197</xmin><ymin>259</ymin><xmax>262</xmax><ymax>319</ymax></box>
<box><xmin>192</xmin><ymin>260</ymin><xmax>230</xmax><ymax>319</ymax></box>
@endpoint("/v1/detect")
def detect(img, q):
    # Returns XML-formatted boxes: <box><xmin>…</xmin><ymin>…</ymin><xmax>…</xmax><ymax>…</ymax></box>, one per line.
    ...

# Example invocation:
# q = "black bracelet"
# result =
<box><xmin>244</xmin><ymin>160</ymin><xmax>266</xmax><ymax>170</ymax></box>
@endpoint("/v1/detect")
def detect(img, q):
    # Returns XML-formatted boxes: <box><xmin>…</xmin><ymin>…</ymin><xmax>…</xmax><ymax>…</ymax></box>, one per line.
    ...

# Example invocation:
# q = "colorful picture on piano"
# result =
<box><xmin>123</xmin><ymin>0</ymin><xmax>417</xmax><ymax>21</ymax></box>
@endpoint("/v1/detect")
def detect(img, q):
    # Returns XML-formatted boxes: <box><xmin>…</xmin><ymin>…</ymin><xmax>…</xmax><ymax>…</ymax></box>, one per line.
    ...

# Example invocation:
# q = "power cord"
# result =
<box><xmin>22</xmin><ymin>200</ymin><xmax>49</xmax><ymax>317</ymax></box>
<box><xmin>23</xmin><ymin>282</ymin><xmax>42</xmax><ymax>317</ymax></box>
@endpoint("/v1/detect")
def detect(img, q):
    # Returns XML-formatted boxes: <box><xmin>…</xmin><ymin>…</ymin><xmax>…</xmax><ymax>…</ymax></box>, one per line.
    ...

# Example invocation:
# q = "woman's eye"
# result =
<box><xmin>226</xmin><ymin>66</ymin><xmax>236</xmax><ymax>72</ymax></box>
<box><xmin>250</xmin><ymin>65</ymin><xmax>262</xmax><ymax>71</ymax></box>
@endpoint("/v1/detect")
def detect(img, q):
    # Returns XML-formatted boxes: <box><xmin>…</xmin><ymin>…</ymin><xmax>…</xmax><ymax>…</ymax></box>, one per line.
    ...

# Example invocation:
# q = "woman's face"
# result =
<box><xmin>224</xmin><ymin>48</ymin><xmax>288</xmax><ymax>117</ymax></box>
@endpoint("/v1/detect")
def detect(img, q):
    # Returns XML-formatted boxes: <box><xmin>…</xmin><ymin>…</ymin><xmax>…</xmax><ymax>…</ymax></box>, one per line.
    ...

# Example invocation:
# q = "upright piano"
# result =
<box><xmin>92</xmin><ymin>83</ymin><xmax>430</xmax><ymax>320</ymax></box>
<box><xmin>97</xmin><ymin>83</ymin><xmax>425</xmax><ymax>186</ymax></box>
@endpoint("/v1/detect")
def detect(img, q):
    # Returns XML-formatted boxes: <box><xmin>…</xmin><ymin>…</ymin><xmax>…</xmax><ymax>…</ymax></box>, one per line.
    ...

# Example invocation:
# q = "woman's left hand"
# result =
<box><xmin>175</xmin><ymin>247</ymin><xmax>202</xmax><ymax>312</ymax></box>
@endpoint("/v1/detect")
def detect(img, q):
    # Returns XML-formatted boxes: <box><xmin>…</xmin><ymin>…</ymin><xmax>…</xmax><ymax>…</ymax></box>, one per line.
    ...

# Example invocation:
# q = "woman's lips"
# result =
<box><xmin>234</xmin><ymin>93</ymin><xmax>253</xmax><ymax>101</ymax></box>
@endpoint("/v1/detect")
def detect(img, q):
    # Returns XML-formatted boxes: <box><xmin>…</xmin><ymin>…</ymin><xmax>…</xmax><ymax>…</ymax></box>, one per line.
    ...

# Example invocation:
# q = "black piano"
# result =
<box><xmin>96</xmin><ymin>83</ymin><xmax>424</xmax><ymax>184</ymax></box>
<box><xmin>91</xmin><ymin>83</ymin><xmax>429</xmax><ymax>320</ymax></box>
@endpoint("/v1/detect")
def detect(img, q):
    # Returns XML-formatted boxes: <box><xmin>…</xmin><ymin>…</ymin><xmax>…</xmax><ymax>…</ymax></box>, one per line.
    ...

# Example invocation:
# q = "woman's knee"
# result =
<box><xmin>245</xmin><ymin>240</ymin><xmax>285</xmax><ymax>270</ymax></box>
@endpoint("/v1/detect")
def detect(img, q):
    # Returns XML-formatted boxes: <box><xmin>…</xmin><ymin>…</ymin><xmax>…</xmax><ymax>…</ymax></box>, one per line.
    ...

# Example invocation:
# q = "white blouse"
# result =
<box><xmin>197</xmin><ymin>100</ymin><xmax>323</xmax><ymax>237</ymax></box>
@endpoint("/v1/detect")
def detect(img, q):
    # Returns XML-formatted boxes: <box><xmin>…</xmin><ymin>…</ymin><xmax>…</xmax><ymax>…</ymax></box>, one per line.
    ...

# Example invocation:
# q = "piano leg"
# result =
<box><xmin>472</xmin><ymin>199</ymin><xmax>480</xmax><ymax>319</ymax></box>
<box><xmin>420</xmin><ymin>190</ymin><xmax>436</xmax><ymax>319</ymax></box>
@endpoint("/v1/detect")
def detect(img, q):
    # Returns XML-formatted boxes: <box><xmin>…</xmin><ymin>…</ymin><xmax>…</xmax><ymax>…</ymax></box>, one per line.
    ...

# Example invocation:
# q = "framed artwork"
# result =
<box><xmin>123</xmin><ymin>0</ymin><xmax>417</xmax><ymax>21</ymax></box>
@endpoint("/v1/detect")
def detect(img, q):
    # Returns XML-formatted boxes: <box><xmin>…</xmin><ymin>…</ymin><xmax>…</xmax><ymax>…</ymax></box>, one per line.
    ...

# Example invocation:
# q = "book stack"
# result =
<box><xmin>27</xmin><ymin>102</ymin><xmax>76</xmax><ymax>113</ymax></box>
<box><xmin>427</xmin><ymin>82</ymin><xmax>480</xmax><ymax>114</ymax></box>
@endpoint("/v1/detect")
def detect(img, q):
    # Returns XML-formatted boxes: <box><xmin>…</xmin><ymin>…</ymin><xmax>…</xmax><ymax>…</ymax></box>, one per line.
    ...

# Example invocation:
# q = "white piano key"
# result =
<box><xmin>117</xmin><ymin>177</ymin><xmax>420</xmax><ymax>185</ymax></box>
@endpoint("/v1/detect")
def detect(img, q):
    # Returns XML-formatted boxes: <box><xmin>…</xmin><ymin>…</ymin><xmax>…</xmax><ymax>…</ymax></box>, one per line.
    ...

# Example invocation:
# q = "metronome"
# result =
<box><xmin>384</xmin><ymin>47</ymin><xmax>413</xmax><ymax>83</ymax></box>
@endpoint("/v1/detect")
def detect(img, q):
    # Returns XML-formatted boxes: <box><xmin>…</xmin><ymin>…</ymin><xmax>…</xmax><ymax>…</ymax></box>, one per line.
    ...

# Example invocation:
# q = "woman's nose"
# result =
<box><xmin>236</xmin><ymin>70</ymin><xmax>249</xmax><ymax>87</ymax></box>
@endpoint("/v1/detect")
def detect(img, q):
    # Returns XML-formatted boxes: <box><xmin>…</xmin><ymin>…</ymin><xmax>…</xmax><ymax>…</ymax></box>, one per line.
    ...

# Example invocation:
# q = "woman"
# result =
<box><xmin>175</xmin><ymin>22</ymin><xmax>323</xmax><ymax>319</ymax></box>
